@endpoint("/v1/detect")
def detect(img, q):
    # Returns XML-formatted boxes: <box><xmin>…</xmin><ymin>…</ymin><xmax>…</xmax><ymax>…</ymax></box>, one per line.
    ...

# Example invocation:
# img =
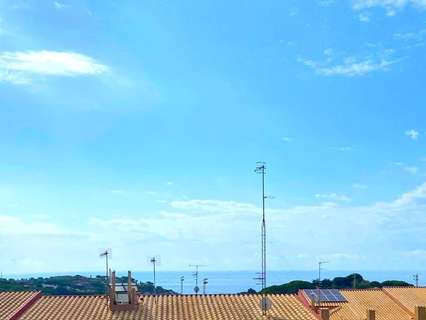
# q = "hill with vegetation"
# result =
<box><xmin>247</xmin><ymin>273</ymin><xmax>413</xmax><ymax>294</ymax></box>
<box><xmin>0</xmin><ymin>275</ymin><xmax>175</xmax><ymax>296</ymax></box>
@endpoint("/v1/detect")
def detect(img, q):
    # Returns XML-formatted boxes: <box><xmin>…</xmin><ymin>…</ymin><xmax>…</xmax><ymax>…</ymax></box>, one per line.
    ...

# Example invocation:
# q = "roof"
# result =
<box><xmin>0</xmin><ymin>291</ymin><xmax>41</xmax><ymax>320</ymax></box>
<box><xmin>383</xmin><ymin>287</ymin><xmax>426</xmax><ymax>315</ymax></box>
<box><xmin>19</xmin><ymin>294</ymin><xmax>319</xmax><ymax>320</ymax></box>
<box><xmin>328</xmin><ymin>289</ymin><xmax>412</xmax><ymax>320</ymax></box>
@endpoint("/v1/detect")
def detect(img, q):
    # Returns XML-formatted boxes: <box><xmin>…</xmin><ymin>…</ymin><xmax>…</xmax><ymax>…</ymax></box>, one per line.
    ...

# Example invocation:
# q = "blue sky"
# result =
<box><xmin>1</xmin><ymin>0</ymin><xmax>426</xmax><ymax>274</ymax></box>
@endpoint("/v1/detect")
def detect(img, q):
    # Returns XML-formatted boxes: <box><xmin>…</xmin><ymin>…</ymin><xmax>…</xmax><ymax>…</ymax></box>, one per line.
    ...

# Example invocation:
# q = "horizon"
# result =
<box><xmin>1</xmin><ymin>0</ymin><xmax>426</xmax><ymax>275</ymax></box>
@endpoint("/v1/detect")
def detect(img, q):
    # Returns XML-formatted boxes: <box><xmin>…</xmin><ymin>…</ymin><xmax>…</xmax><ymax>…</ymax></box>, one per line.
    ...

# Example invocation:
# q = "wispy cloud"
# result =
<box><xmin>353</xmin><ymin>0</ymin><xmax>426</xmax><ymax>16</ymax></box>
<box><xmin>282</xmin><ymin>136</ymin><xmax>294</xmax><ymax>143</ymax></box>
<box><xmin>315</xmin><ymin>193</ymin><xmax>352</xmax><ymax>202</ymax></box>
<box><xmin>353</xmin><ymin>183</ymin><xmax>368</xmax><ymax>190</ymax></box>
<box><xmin>394</xmin><ymin>29</ymin><xmax>426</xmax><ymax>42</ymax></box>
<box><xmin>335</xmin><ymin>146</ymin><xmax>354</xmax><ymax>152</ymax></box>
<box><xmin>6</xmin><ymin>181</ymin><xmax>426</xmax><ymax>271</ymax></box>
<box><xmin>53</xmin><ymin>1</ymin><xmax>69</xmax><ymax>10</ymax></box>
<box><xmin>299</xmin><ymin>46</ymin><xmax>400</xmax><ymax>77</ymax></box>
<box><xmin>405</xmin><ymin>129</ymin><xmax>420</xmax><ymax>140</ymax></box>
<box><xmin>403</xmin><ymin>166</ymin><xmax>419</xmax><ymax>175</ymax></box>
<box><xmin>300</xmin><ymin>56</ymin><xmax>397</xmax><ymax>77</ymax></box>
<box><xmin>318</xmin><ymin>0</ymin><xmax>335</xmax><ymax>6</ymax></box>
<box><xmin>0</xmin><ymin>50</ymin><xmax>109</xmax><ymax>85</ymax></box>
<box><xmin>358</xmin><ymin>12</ymin><xmax>372</xmax><ymax>22</ymax></box>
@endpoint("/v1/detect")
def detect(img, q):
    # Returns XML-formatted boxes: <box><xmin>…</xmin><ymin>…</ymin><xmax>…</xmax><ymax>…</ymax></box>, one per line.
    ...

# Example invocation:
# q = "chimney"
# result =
<box><xmin>109</xmin><ymin>271</ymin><xmax>117</xmax><ymax>307</ymax></box>
<box><xmin>367</xmin><ymin>309</ymin><xmax>376</xmax><ymax>320</ymax></box>
<box><xmin>415</xmin><ymin>306</ymin><xmax>426</xmax><ymax>320</ymax></box>
<box><xmin>109</xmin><ymin>270</ymin><xmax>139</xmax><ymax>312</ymax></box>
<box><xmin>319</xmin><ymin>308</ymin><xmax>330</xmax><ymax>320</ymax></box>
<box><xmin>128</xmin><ymin>271</ymin><xmax>132</xmax><ymax>303</ymax></box>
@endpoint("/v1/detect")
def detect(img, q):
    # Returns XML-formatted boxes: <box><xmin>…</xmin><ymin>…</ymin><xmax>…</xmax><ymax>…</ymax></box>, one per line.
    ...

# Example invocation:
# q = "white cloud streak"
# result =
<box><xmin>315</xmin><ymin>193</ymin><xmax>352</xmax><ymax>202</ymax></box>
<box><xmin>300</xmin><ymin>57</ymin><xmax>397</xmax><ymax>77</ymax></box>
<box><xmin>405</xmin><ymin>129</ymin><xmax>420</xmax><ymax>140</ymax></box>
<box><xmin>0</xmin><ymin>50</ymin><xmax>109</xmax><ymax>85</ymax></box>
<box><xmin>353</xmin><ymin>0</ymin><xmax>426</xmax><ymax>13</ymax></box>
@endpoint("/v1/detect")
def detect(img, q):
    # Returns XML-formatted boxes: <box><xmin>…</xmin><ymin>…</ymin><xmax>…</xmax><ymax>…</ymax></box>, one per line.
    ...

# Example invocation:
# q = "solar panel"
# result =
<box><xmin>303</xmin><ymin>289</ymin><xmax>347</xmax><ymax>303</ymax></box>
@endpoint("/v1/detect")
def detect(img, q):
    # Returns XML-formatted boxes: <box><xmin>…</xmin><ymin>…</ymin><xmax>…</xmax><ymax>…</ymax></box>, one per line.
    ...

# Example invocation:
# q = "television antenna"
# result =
<box><xmin>202</xmin><ymin>278</ymin><xmax>208</xmax><ymax>294</ymax></box>
<box><xmin>255</xmin><ymin>161</ymin><xmax>273</xmax><ymax>317</ymax></box>
<box><xmin>413</xmin><ymin>273</ymin><xmax>420</xmax><ymax>287</ymax></box>
<box><xmin>317</xmin><ymin>261</ymin><xmax>329</xmax><ymax>306</ymax></box>
<box><xmin>180</xmin><ymin>276</ymin><xmax>185</xmax><ymax>294</ymax></box>
<box><xmin>189</xmin><ymin>264</ymin><xmax>205</xmax><ymax>294</ymax></box>
<box><xmin>148</xmin><ymin>256</ymin><xmax>161</xmax><ymax>296</ymax></box>
<box><xmin>99</xmin><ymin>248</ymin><xmax>112</xmax><ymax>302</ymax></box>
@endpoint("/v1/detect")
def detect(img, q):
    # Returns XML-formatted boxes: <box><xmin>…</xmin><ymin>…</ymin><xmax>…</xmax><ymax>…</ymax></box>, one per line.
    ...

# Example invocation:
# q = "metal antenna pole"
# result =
<box><xmin>317</xmin><ymin>261</ymin><xmax>329</xmax><ymax>307</ymax></box>
<box><xmin>255</xmin><ymin>162</ymin><xmax>267</xmax><ymax>292</ymax></box>
<box><xmin>150</xmin><ymin>257</ymin><xmax>157</xmax><ymax>296</ymax></box>
<box><xmin>203</xmin><ymin>278</ymin><xmax>208</xmax><ymax>294</ymax></box>
<box><xmin>255</xmin><ymin>162</ymin><xmax>269</xmax><ymax>317</ymax></box>
<box><xmin>189</xmin><ymin>264</ymin><xmax>205</xmax><ymax>294</ymax></box>
<box><xmin>99</xmin><ymin>249</ymin><xmax>111</xmax><ymax>304</ymax></box>
<box><xmin>180</xmin><ymin>276</ymin><xmax>184</xmax><ymax>294</ymax></box>
<box><xmin>414</xmin><ymin>273</ymin><xmax>419</xmax><ymax>287</ymax></box>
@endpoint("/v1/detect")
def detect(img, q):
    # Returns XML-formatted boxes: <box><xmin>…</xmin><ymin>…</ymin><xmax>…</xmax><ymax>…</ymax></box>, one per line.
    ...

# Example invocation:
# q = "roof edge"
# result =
<box><xmin>7</xmin><ymin>291</ymin><xmax>42</xmax><ymax>320</ymax></box>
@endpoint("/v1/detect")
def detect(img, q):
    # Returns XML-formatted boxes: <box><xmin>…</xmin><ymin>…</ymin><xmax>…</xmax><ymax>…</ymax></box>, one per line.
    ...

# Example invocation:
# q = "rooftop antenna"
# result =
<box><xmin>317</xmin><ymin>261</ymin><xmax>329</xmax><ymax>307</ymax></box>
<box><xmin>148</xmin><ymin>256</ymin><xmax>161</xmax><ymax>296</ymax></box>
<box><xmin>180</xmin><ymin>276</ymin><xmax>185</xmax><ymax>294</ymax></box>
<box><xmin>189</xmin><ymin>264</ymin><xmax>205</xmax><ymax>294</ymax></box>
<box><xmin>255</xmin><ymin>161</ymin><xmax>272</xmax><ymax>317</ymax></box>
<box><xmin>202</xmin><ymin>278</ymin><xmax>208</xmax><ymax>294</ymax></box>
<box><xmin>99</xmin><ymin>248</ymin><xmax>112</xmax><ymax>303</ymax></box>
<box><xmin>413</xmin><ymin>273</ymin><xmax>420</xmax><ymax>287</ymax></box>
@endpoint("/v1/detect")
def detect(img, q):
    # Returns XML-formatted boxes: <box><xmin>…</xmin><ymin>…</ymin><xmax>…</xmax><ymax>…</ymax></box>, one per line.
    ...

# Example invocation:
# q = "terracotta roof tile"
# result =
<box><xmin>383</xmin><ymin>287</ymin><xmax>426</xmax><ymax>315</ymax></box>
<box><xmin>0</xmin><ymin>291</ymin><xmax>41</xmax><ymax>320</ymax></box>
<box><xmin>329</xmin><ymin>289</ymin><xmax>412</xmax><ymax>320</ymax></box>
<box><xmin>19</xmin><ymin>294</ymin><xmax>318</xmax><ymax>320</ymax></box>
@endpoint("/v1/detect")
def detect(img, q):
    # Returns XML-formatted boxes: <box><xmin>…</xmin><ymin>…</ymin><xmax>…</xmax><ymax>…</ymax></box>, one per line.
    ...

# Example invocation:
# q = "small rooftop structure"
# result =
<box><xmin>108</xmin><ymin>270</ymin><xmax>139</xmax><ymax>311</ymax></box>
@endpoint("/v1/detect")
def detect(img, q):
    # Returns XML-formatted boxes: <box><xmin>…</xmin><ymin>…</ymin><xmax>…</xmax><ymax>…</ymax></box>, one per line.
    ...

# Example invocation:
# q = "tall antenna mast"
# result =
<box><xmin>255</xmin><ymin>162</ymin><xmax>267</xmax><ymax>292</ymax></box>
<box><xmin>255</xmin><ymin>161</ymin><xmax>271</xmax><ymax>317</ymax></box>
<box><xmin>99</xmin><ymin>249</ymin><xmax>111</xmax><ymax>303</ymax></box>
<box><xmin>180</xmin><ymin>276</ymin><xmax>185</xmax><ymax>294</ymax></box>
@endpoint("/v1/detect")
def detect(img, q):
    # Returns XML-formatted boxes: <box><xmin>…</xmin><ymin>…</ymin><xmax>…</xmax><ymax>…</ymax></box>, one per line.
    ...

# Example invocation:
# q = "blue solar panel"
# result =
<box><xmin>303</xmin><ymin>289</ymin><xmax>347</xmax><ymax>303</ymax></box>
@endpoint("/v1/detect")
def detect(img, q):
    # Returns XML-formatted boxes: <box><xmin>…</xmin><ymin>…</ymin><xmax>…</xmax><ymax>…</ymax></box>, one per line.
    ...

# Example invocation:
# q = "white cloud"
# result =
<box><xmin>405</xmin><ymin>129</ymin><xmax>420</xmax><ymax>140</ymax></box>
<box><xmin>318</xmin><ymin>0</ymin><xmax>335</xmax><ymax>6</ymax></box>
<box><xmin>353</xmin><ymin>0</ymin><xmax>426</xmax><ymax>15</ymax></box>
<box><xmin>403</xmin><ymin>166</ymin><xmax>419</xmax><ymax>175</ymax></box>
<box><xmin>53</xmin><ymin>1</ymin><xmax>69</xmax><ymax>9</ymax></box>
<box><xmin>0</xmin><ymin>50</ymin><xmax>109</xmax><ymax>85</ymax></box>
<box><xmin>0</xmin><ymin>215</ymin><xmax>83</xmax><ymax>237</ymax></box>
<box><xmin>169</xmin><ymin>199</ymin><xmax>260</xmax><ymax>216</ymax></box>
<box><xmin>6</xmin><ymin>182</ymin><xmax>426</xmax><ymax>272</ymax></box>
<box><xmin>358</xmin><ymin>12</ymin><xmax>372</xmax><ymax>21</ymax></box>
<box><xmin>282</xmin><ymin>137</ymin><xmax>293</xmax><ymax>143</ymax></box>
<box><xmin>300</xmin><ymin>56</ymin><xmax>397</xmax><ymax>77</ymax></box>
<box><xmin>353</xmin><ymin>183</ymin><xmax>368</xmax><ymax>190</ymax></box>
<box><xmin>315</xmin><ymin>193</ymin><xmax>352</xmax><ymax>202</ymax></box>
<box><xmin>335</xmin><ymin>146</ymin><xmax>354</xmax><ymax>152</ymax></box>
<box><xmin>394</xmin><ymin>29</ymin><xmax>426</xmax><ymax>42</ymax></box>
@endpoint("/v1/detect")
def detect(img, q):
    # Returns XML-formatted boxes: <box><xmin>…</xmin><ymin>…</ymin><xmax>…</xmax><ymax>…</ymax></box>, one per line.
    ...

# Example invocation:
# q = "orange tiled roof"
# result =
<box><xmin>19</xmin><ymin>294</ymin><xmax>319</xmax><ymax>320</ymax></box>
<box><xmin>328</xmin><ymin>289</ymin><xmax>412</xmax><ymax>320</ymax></box>
<box><xmin>0</xmin><ymin>291</ymin><xmax>41</xmax><ymax>320</ymax></box>
<box><xmin>383</xmin><ymin>287</ymin><xmax>426</xmax><ymax>315</ymax></box>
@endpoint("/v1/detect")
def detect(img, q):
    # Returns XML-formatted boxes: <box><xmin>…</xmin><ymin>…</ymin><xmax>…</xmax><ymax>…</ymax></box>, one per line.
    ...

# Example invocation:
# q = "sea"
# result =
<box><xmin>4</xmin><ymin>270</ymin><xmax>424</xmax><ymax>294</ymax></box>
